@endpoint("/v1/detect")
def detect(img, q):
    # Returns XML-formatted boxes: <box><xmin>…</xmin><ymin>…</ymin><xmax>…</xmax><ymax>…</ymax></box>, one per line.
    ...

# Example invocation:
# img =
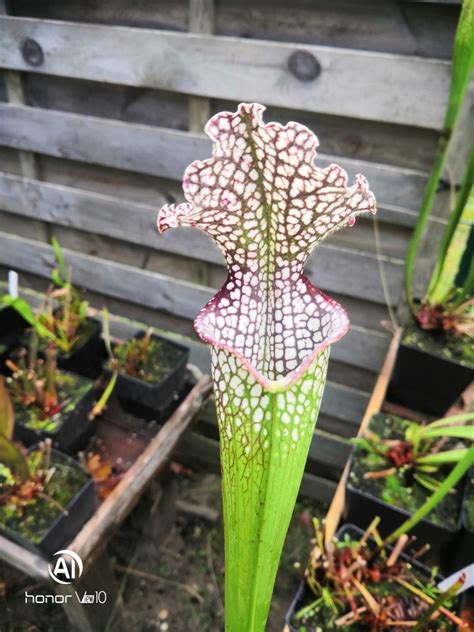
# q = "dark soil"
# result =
<box><xmin>0</xmin><ymin>468</ymin><xmax>326</xmax><ymax>632</ymax></box>
<box><xmin>350</xmin><ymin>413</ymin><xmax>463</xmax><ymax>530</ymax></box>
<box><xmin>10</xmin><ymin>371</ymin><xmax>91</xmax><ymax>433</ymax></box>
<box><xmin>403</xmin><ymin>322</ymin><xmax>474</xmax><ymax>368</ymax></box>
<box><xmin>0</xmin><ymin>452</ymin><xmax>88</xmax><ymax>544</ymax></box>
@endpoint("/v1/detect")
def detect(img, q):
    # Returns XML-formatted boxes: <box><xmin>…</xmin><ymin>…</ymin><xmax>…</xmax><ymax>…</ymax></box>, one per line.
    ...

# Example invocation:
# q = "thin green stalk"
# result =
<box><xmin>405</xmin><ymin>0</ymin><xmax>474</xmax><ymax>309</ymax></box>
<box><xmin>385</xmin><ymin>444</ymin><xmax>474</xmax><ymax>546</ymax></box>
<box><xmin>89</xmin><ymin>371</ymin><xmax>118</xmax><ymax>420</ymax></box>
<box><xmin>412</xmin><ymin>575</ymin><xmax>465</xmax><ymax>632</ymax></box>
<box><xmin>417</xmin><ymin>448</ymin><xmax>469</xmax><ymax>465</ymax></box>
<box><xmin>421</xmin><ymin>411</ymin><xmax>474</xmax><ymax>430</ymax></box>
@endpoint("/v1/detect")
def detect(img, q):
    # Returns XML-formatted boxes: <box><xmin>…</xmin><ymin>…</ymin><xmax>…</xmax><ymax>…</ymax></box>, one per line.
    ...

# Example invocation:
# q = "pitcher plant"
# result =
<box><xmin>157</xmin><ymin>103</ymin><xmax>376</xmax><ymax>631</ymax></box>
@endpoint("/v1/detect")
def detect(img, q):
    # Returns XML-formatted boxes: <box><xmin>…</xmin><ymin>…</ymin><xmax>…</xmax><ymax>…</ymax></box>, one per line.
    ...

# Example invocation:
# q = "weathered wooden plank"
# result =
<box><xmin>0</xmin><ymin>173</ymin><xmax>404</xmax><ymax>306</ymax></box>
<box><xmin>0</xmin><ymin>104</ymin><xmax>207</xmax><ymax>182</ymax></box>
<box><xmin>0</xmin><ymin>17</ymin><xmax>451</xmax><ymax>128</ymax></box>
<box><xmin>10</xmin><ymin>0</ymin><xmax>459</xmax><ymax>60</ymax></box>
<box><xmin>216</xmin><ymin>1</ymin><xmax>459</xmax><ymax>60</ymax></box>
<box><xmin>307</xmin><ymin>430</ymin><xmax>351</xmax><ymax>473</ymax></box>
<box><xmin>22</xmin><ymin>73</ymin><xmax>441</xmax><ymax>173</ymax></box>
<box><xmin>0</xmin><ymin>230</ymin><xmax>212</xmax><ymax>319</ymax></box>
<box><xmin>298</xmin><ymin>472</ymin><xmax>337</xmax><ymax>504</ymax></box>
<box><xmin>8</xmin><ymin>188</ymin><xmax>407</xmax><ymax>272</ymax></box>
<box><xmin>306</xmin><ymin>245</ymin><xmax>403</xmax><ymax>307</ymax></box>
<box><xmin>320</xmin><ymin>380</ymin><xmax>370</xmax><ymax>425</ymax></box>
<box><xmin>0</xmin><ymin>104</ymin><xmax>429</xmax><ymax>215</ymax></box>
<box><xmin>0</xmin><ymin>1</ymin><xmax>49</xmax><ymax>244</ymax></box>
<box><xmin>0</xmin><ymin>232</ymin><xmax>390</xmax><ymax>370</ymax></box>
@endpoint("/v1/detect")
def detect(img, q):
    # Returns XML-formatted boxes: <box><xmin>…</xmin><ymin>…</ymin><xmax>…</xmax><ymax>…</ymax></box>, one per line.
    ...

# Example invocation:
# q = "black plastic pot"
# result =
<box><xmin>0</xmin><ymin>448</ymin><xmax>96</xmax><ymax>557</ymax></box>
<box><xmin>104</xmin><ymin>331</ymin><xmax>189</xmax><ymax>421</ymax></box>
<box><xmin>0</xmin><ymin>306</ymin><xmax>29</xmax><ymax>374</ymax></box>
<box><xmin>13</xmin><ymin>372</ymin><xmax>97</xmax><ymax>454</ymax></box>
<box><xmin>387</xmin><ymin>329</ymin><xmax>473</xmax><ymax>417</ymax></box>
<box><xmin>344</xmin><ymin>461</ymin><xmax>463</xmax><ymax>571</ymax></box>
<box><xmin>285</xmin><ymin>524</ymin><xmax>459</xmax><ymax>632</ymax></box>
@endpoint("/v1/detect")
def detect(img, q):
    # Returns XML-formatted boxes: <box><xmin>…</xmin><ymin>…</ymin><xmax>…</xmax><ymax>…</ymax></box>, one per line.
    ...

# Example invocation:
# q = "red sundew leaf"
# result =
<box><xmin>158</xmin><ymin>103</ymin><xmax>376</xmax><ymax>390</ymax></box>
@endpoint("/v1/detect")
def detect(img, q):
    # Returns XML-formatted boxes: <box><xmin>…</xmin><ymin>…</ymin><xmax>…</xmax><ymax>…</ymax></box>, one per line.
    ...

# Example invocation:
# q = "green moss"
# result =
<box><xmin>403</xmin><ymin>322</ymin><xmax>474</xmax><ymax>368</ymax></box>
<box><xmin>0</xmin><ymin>452</ymin><xmax>88</xmax><ymax>544</ymax></box>
<box><xmin>10</xmin><ymin>371</ymin><xmax>91</xmax><ymax>433</ymax></box>
<box><xmin>349</xmin><ymin>414</ymin><xmax>462</xmax><ymax>530</ymax></box>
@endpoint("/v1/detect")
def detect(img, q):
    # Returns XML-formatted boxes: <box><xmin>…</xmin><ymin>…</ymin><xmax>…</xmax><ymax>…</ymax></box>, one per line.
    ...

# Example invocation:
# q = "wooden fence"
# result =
<box><xmin>0</xmin><ymin>0</ymin><xmax>469</xmax><ymax>501</ymax></box>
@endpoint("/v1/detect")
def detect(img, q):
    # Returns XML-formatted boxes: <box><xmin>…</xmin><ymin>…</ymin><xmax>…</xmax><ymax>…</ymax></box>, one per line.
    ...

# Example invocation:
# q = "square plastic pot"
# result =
<box><xmin>0</xmin><ymin>448</ymin><xmax>97</xmax><ymax>558</ymax></box>
<box><xmin>13</xmin><ymin>372</ymin><xmax>97</xmax><ymax>454</ymax></box>
<box><xmin>387</xmin><ymin>330</ymin><xmax>473</xmax><ymax>417</ymax></box>
<box><xmin>0</xmin><ymin>306</ymin><xmax>29</xmax><ymax>375</ymax></box>
<box><xmin>344</xmin><ymin>449</ymin><xmax>463</xmax><ymax>572</ymax></box>
<box><xmin>103</xmin><ymin>331</ymin><xmax>189</xmax><ymax>421</ymax></box>
<box><xmin>285</xmin><ymin>524</ymin><xmax>460</xmax><ymax>632</ymax></box>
